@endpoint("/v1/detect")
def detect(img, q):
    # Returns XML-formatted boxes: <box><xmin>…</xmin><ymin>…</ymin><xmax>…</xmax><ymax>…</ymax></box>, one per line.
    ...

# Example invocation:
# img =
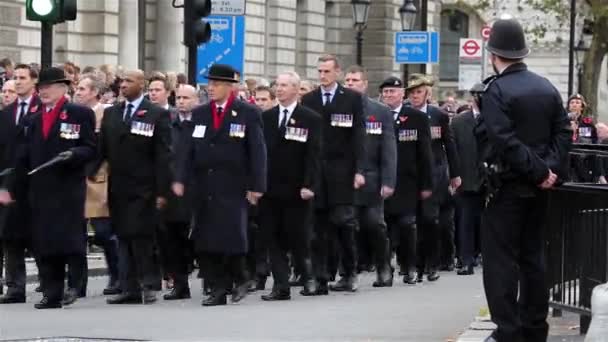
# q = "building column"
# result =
<box><xmin>118</xmin><ymin>0</ymin><xmax>140</xmax><ymax>69</ymax></box>
<box><xmin>154</xmin><ymin>0</ymin><xmax>185</xmax><ymax>73</ymax></box>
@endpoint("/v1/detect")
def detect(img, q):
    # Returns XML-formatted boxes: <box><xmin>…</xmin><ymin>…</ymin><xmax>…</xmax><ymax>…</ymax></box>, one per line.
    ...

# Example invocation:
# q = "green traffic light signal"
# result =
<box><xmin>26</xmin><ymin>0</ymin><xmax>77</xmax><ymax>23</ymax></box>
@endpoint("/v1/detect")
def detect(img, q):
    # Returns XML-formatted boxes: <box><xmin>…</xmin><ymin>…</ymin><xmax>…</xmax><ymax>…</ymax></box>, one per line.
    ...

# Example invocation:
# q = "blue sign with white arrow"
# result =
<box><xmin>394</xmin><ymin>31</ymin><xmax>440</xmax><ymax>64</ymax></box>
<box><xmin>196</xmin><ymin>15</ymin><xmax>245</xmax><ymax>84</ymax></box>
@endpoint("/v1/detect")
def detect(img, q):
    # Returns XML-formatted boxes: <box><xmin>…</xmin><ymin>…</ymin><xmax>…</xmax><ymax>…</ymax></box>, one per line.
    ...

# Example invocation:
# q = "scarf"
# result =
<box><xmin>211</xmin><ymin>94</ymin><xmax>235</xmax><ymax>130</ymax></box>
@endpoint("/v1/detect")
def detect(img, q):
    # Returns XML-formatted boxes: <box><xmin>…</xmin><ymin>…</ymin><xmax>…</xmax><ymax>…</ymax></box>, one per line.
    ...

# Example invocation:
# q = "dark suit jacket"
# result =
<box><xmin>355</xmin><ymin>96</ymin><xmax>397</xmax><ymax>206</ymax></box>
<box><xmin>0</xmin><ymin>96</ymin><xmax>42</xmax><ymax>240</ymax></box>
<box><xmin>451</xmin><ymin>111</ymin><xmax>483</xmax><ymax>193</ymax></box>
<box><xmin>99</xmin><ymin>98</ymin><xmax>172</xmax><ymax>238</ymax></box>
<box><xmin>15</xmin><ymin>101</ymin><xmax>96</xmax><ymax>256</ymax></box>
<box><xmin>162</xmin><ymin>116</ymin><xmax>193</xmax><ymax>223</ymax></box>
<box><xmin>301</xmin><ymin>84</ymin><xmax>366</xmax><ymax>207</ymax></box>
<box><xmin>262</xmin><ymin>103</ymin><xmax>321</xmax><ymax>201</ymax></box>
<box><xmin>385</xmin><ymin>105</ymin><xmax>433</xmax><ymax>216</ymax></box>
<box><xmin>428</xmin><ymin>105</ymin><xmax>460</xmax><ymax>179</ymax></box>
<box><xmin>175</xmin><ymin>98</ymin><xmax>266</xmax><ymax>254</ymax></box>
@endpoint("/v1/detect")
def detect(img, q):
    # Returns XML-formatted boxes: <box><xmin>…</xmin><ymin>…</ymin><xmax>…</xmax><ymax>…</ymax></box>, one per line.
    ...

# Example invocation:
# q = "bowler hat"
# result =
<box><xmin>205</xmin><ymin>64</ymin><xmax>239</xmax><ymax>83</ymax></box>
<box><xmin>379</xmin><ymin>76</ymin><xmax>403</xmax><ymax>89</ymax></box>
<box><xmin>37</xmin><ymin>67</ymin><xmax>71</xmax><ymax>86</ymax></box>
<box><xmin>487</xmin><ymin>18</ymin><xmax>530</xmax><ymax>59</ymax></box>
<box><xmin>406</xmin><ymin>73</ymin><xmax>434</xmax><ymax>91</ymax></box>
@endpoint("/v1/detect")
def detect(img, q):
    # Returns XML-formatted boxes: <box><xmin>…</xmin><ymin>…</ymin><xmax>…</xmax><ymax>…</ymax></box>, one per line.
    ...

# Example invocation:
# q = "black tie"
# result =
<box><xmin>17</xmin><ymin>102</ymin><xmax>27</xmax><ymax>125</ymax></box>
<box><xmin>324</xmin><ymin>93</ymin><xmax>331</xmax><ymax>106</ymax></box>
<box><xmin>280</xmin><ymin>109</ymin><xmax>289</xmax><ymax>129</ymax></box>
<box><xmin>124</xmin><ymin>103</ymin><xmax>134</xmax><ymax>122</ymax></box>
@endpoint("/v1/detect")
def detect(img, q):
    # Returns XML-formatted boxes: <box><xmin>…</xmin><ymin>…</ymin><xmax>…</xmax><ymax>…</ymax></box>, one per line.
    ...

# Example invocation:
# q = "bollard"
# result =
<box><xmin>585</xmin><ymin>283</ymin><xmax>608</xmax><ymax>342</ymax></box>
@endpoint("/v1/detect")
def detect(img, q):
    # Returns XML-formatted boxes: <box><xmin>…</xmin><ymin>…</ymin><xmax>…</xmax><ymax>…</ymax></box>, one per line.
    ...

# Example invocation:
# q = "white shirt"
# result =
<box><xmin>15</xmin><ymin>95</ymin><xmax>33</xmax><ymax>123</ymax></box>
<box><xmin>179</xmin><ymin>112</ymin><xmax>192</xmax><ymax>122</ymax></box>
<box><xmin>391</xmin><ymin>104</ymin><xmax>403</xmax><ymax>121</ymax></box>
<box><xmin>162</xmin><ymin>103</ymin><xmax>170</xmax><ymax>110</ymax></box>
<box><xmin>278</xmin><ymin>101</ymin><xmax>298</xmax><ymax>127</ymax></box>
<box><xmin>320</xmin><ymin>83</ymin><xmax>338</xmax><ymax>105</ymax></box>
<box><xmin>215</xmin><ymin>100</ymin><xmax>227</xmax><ymax>112</ymax></box>
<box><xmin>124</xmin><ymin>94</ymin><xmax>145</xmax><ymax>119</ymax></box>
<box><xmin>419</xmin><ymin>104</ymin><xmax>428</xmax><ymax>114</ymax></box>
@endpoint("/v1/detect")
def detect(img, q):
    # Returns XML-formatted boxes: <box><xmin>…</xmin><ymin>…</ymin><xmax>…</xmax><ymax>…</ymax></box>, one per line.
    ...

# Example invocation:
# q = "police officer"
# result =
<box><xmin>0</xmin><ymin>67</ymin><xmax>96</xmax><ymax>309</ymax></box>
<box><xmin>406</xmin><ymin>74</ymin><xmax>461</xmax><ymax>281</ymax></box>
<box><xmin>379</xmin><ymin>76</ymin><xmax>433</xmax><ymax>285</ymax></box>
<box><xmin>301</xmin><ymin>54</ymin><xmax>366</xmax><ymax>294</ymax></box>
<box><xmin>477</xmin><ymin>18</ymin><xmax>572</xmax><ymax>342</ymax></box>
<box><xmin>344</xmin><ymin>67</ymin><xmax>397</xmax><ymax>286</ymax></box>
<box><xmin>173</xmin><ymin>64</ymin><xmax>267</xmax><ymax>306</ymax></box>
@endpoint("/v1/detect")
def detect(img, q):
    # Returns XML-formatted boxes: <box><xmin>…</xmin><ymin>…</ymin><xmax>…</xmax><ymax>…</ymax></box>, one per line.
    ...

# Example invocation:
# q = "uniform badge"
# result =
<box><xmin>365</xmin><ymin>121</ymin><xmax>382</xmax><ymax>135</ymax></box>
<box><xmin>229</xmin><ymin>123</ymin><xmax>246</xmax><ymax>138</ymax></box>
<box><xmin>192</xmin><ymin>125</ymin><xmax>207</xmax><ymax>138</ymax></box>
<box><xmin>289</xmin><ymin>118</ymin><xmax>296</xmax><ymax>125</ymax></box>
<box><xmin>398</xmin><ymin>129</ymin><xmax>418</xmax><ymax>142</ymax></box>
<box><xmin>331</xmin><ymin>114</ymin><xmax>353</xmax><ymax>128</ymax></box>
<box><xmin>579</xmin><ymin>127</ymin><xmax>592</xmax><ymax>137</ymax></box>
<box><xmin>232</xmin><ymin>110</ymin><xmax>238</xmax><ymax>117</ymax></box>
<box><xmin>431</xmin><ymin>126</ymin><xmax>442</xmax><ymax>140</ymax></box>
<box><xmin>59</xmin><ymin>123</ymin><xmax>80</xmax><ymax>139</ymax></box>
<box><xmin>285</xmin><ymin>126</ymin><xmax>308</xmax><ymax>142</ymax></box>
<box><xmin>131</xmin><ymin>121</ymin><xmax>154</xmax><ymax>137</ymax></box>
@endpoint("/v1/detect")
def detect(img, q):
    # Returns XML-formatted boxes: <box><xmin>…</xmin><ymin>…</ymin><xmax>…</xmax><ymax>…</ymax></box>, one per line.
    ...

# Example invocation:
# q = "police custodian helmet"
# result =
<box><xmin>486</xmin><ymin>18</ymin><xmax>530</xmax><ymax>59</ymax></box>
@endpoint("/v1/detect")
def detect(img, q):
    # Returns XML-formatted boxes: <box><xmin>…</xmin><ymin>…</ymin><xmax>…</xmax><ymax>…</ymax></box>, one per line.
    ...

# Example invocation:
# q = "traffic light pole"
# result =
<box><xmin>41</xmin><ymin>22</ymin><xmax>53</xmax><ymax>69</ymax></box>
<box><xmin>188</xmin><ymin>45</ymin><xmax>197</xmax><ymax>86</ymax></box>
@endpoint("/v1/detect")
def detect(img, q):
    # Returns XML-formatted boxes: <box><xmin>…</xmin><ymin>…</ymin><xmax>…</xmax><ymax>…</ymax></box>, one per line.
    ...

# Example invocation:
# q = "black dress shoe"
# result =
<box><xmin>0</xmin><ymin>294</ymin><xmax>26</xmax><ymax>304</ymax></box>
<box><xmin>300</xmin><ymin>280</ymin><xmax>317</xmax><ymax>296</ymax></box>
<box><xmin>61</xmin><ymin>288</ymin><xmax>78</xmax><ymax>306</ymax></box>
<box><xmin>440</xmin><ymin>264</ymin><xmax>455</xmax><ymax>272</ymax></box>
<box><xmin>163</xmin><ymin>288</ymin><xmax>191</xmax><ymax>300</ymax></box>
<box><xmin>103</xmin><ymin>282</ymin><xmax>121</xmax><ymax>296</ymax></box>
<box><xmin>261</xmin><ymin>290</ymin><xmax>290</xmax><ymax>301</ymax></box>
<box><xmin>255</xmin><ymin>276</ymin><xmax>267</xmax><ymax>291</ymax></box>
<box><xmin>231</xmin><ymin>282</ymin><xmax>249</xmax><ymax>303</ymax></box>
<box><xmin>247</xmin><ymin>281</ymin><xmax>258</xmax><ymax>293</ymax></box>
<box><xmin>143</xmin><ymin>290</ymin><xmax>157</xmax><ymax>304</ymax></box>
<box><xmin>416</xmin><ymin>270</ymin><xmax>424</xmax><ymax>283</ymax></box>
<box><xmin>403</xmin><ymin>272</ymin><xmax>417</xmax><ymax>285</ymax></box>
<box><xmin>330</xmin><ymin>276</ymin><xmax>358</xmax><ymax>292</ymax></box>
<box><xmin>457</xmin><ymin>265</ymin><xmax>475</xmax><ymax>275</ymax></box>
<box><xmin>34</xmin><ymin>285</ymin><xmax>43</xmax><ymax>293</ymax></box>
<box><xmin>35</xmin><ymin>297</ymin><xmax>62</xmax><ymax>309</ymax></box>
<box><xmin>427</xmin><ymin>271</ymin><xmax>440</xmax><ymax>282</ymax></box>
<box><xmin>312</xmin><ymin>281</ymin><xmax>329</xmax><ymax>295</ymax></box>
<box><xmin>372</xmin><ymin>270</ymin><xmax>393</xmax><ymax>287</ymax></box>
<box><xmin>106</xmin><ymin>292</ymin><xmax>141</xmax><ymax>304</ymax></box>
<box><xmin>202</xmin><ymin>294</ymin><xmax>227</xmax><ymax>306</ymax></box>
<box><xmin>289</xmin><ymin>274</ymin><xmax>303</xmax><ymax>287</ymax></box>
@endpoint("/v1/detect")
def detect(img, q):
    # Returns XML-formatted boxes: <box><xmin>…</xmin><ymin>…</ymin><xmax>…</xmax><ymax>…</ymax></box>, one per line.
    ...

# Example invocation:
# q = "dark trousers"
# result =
<box><xmin>67</xmin><ymin>221</ymin><xmax>88</xmax><ymax>296</ymax></box>
<box><xmin>118</xmin><ymin>237</ymin><xmax>161</xmax><ymax>294</ymax></box>
<box><xmin>163</xmin><ymin>221</ymin><xmax>193</xmax><ymax>290</ymax></box>
<box><xmin>439</xmin><ymin>198</ymin><xmax>456</xmax><ymax>267</ymax></box>
<box><xmin>456</xmin><ymin>192</ymin><xmax>484</xmax><ymax>267</ymax></box>
<box><xmin>417</xmin><ymin>197</ymin><xmax>441</xmax><ymax>272</ymax></box>
<box><xmin>247</xmin><ymin>216</ymin><xmax>270</xmax><ymax>280</ymax></box>
<box><xmin>198</xmin><ymin>252</ymin><xmax>248</xmax><ymax>296</ymax></box>
<box><xmin>357</xmin><ymin>205</ymin><xmax>390</xmax><ymax>272</ymax></box>
<box><xmin>259</xmin><ymin>198</ymin><xmax>313</xmax><ymax>291</ymax></box>
<box><xmin>39</xmin><ymin>254</ymin><xmax>83</xmax><ymax>304</ymax></box>
<box><xmin>1</xmin><ymin>239</ymin><xmax>27</xmax><ymax>296</ymax></box>
<box><xmin>386</xmin><ymin>214</ymin><xmax>417</xmax><ymax>273</ymax></box>
<box><xmin>482</xmin><ymin>190</ymin><xmax>549</xmax><ymax>342</ymax></box>
<box><xmin>91</xmin><ymin>217</ymin><xmax>119</xmax><ymax>283</ymax></box>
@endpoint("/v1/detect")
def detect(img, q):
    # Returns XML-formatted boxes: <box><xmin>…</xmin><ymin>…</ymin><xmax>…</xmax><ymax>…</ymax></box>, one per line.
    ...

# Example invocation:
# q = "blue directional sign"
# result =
<box><xmin>394</xmin><ymin>31</ymin><xmax>440</xmax><ymax>64</ymax></box>
<box><xmin>196</xmin><ymin>15</ymin><xmax>245</xmax><ymax>84</ymax></box>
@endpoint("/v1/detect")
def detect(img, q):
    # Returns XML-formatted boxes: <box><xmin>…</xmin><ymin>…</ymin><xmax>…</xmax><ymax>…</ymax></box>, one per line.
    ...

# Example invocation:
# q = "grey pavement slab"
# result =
<box><xmin>0</xmin><ymin>271</ymin><xmax>486</xmax><ymax>341</ymax></box>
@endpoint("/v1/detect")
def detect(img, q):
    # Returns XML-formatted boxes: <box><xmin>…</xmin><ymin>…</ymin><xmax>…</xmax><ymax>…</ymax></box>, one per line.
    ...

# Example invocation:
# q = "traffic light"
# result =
<box><xmin>184</xmin><ymin>0</ymin><xmax>212</xmax><ymax>47</ymax></box>
<box><xmin>26</xmin><ymin>0</ymin><xmax>77</xmax><ymax>23</ymax></box>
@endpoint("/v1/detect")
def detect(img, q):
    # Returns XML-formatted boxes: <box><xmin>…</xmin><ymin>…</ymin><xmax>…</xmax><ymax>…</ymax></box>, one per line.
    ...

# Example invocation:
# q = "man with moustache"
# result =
<box><xmin>0</xmin><ymin>67</ymin><xmax>96</xmax><ymax>309</ymax></box>
<box><xmin>258</xmin><ymin>71</ymin><xmax>321</xmax><ymax>300</ymax></box>
<box><xmin>161</xmin><ymin>84</ymin><xmax>199</xmax><ymax>301</ymax></box>
<box><xmin>380</xmin><ymin>76</ymin><xmax>433</xmax><ymax>284</ymax></box>
<box><xmin>98</xmin><ymin>69</ymin><xmax>172</xmax><ymax>305</ymax></box>
<box><xmin>301</xmin><ymin>54</ymin><xmax>366</xmax><ymax>294</ymax></box>
<box><xmin>173</xmin><ymin>64</ymin><xmax>266</xmax><ymax>306</ymax></box>
<box><xmin>343</xmin><ymin>66</ymin><xmax>396</xmax><ymax>286</ymax></box>
<box><xmin>0</xmin><ymin>64</ymin><xmax>41</xmax><ymax>303</ymax></box>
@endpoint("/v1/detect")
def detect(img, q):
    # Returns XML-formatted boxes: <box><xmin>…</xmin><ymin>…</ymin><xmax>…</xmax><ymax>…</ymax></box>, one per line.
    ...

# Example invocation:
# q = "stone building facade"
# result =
<box><xmin>0</xmin><ymin>0</ymin><xmax>606</xmax><ymax>117</ymax></box>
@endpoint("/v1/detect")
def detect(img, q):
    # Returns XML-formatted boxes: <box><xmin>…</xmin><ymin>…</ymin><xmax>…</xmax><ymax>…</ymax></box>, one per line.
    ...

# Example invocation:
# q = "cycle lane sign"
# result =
<box><xmin>196</xmin><ymin>15</ymin><xmax>245</xmax><ymax>84</ymax></box>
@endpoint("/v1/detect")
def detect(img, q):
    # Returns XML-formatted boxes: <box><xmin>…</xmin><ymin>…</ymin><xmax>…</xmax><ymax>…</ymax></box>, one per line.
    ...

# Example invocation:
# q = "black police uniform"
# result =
<box><xmin>477</xmin><ymin>18</ymin><xmax>572</xmax><ymax>342</ymax></box>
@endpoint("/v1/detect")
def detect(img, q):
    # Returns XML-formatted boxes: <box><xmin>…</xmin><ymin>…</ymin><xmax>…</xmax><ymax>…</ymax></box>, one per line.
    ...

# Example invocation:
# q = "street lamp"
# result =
<box><xmin>351</xmin><ymin>0</ymin><xmax>371</xmax><ymax>66</ymax></box>
<box><xmin>399</xmin><ymin>0</ymin><xmax>417</xmax><ymax>84</ymax></box>
<box><xmin>574</xmin><ymin>23</ymin><xmax>591</xmax><ymax>93</ymax></box>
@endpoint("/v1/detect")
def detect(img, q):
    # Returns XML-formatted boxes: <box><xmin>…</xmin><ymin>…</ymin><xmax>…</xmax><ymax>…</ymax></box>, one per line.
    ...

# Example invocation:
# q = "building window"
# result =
<box><xmin>439</xmin><ymin>9</ymin><xmax>469</xmax><ymax>81</ymax></box>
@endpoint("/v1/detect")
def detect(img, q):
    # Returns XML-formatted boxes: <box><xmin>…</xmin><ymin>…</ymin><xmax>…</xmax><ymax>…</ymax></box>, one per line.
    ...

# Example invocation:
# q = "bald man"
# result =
<box><xmin>97</xmin><ymin>69</ymin><xmax>172</xmax><ymax>304</ymax></box>
<box><xmin>1</xmin><ymin>80</ymin><xmax>17</xmax><ymax>108</ymax></box>
<box><xmin>160</xmin><ymin>84</ymin><xmax>198</xmax><ymax>300</ymax></box>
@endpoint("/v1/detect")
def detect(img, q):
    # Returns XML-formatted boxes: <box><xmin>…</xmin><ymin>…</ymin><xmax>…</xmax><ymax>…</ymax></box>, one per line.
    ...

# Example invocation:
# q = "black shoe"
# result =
<box><xmin>261</xmin><ymin>290</ymin><xmax>290</xmax><ymax>301</ymax></box>
<box><xmin>372</xmin><ymin>269</ymin><xmax>393</xmax><ymax>287</ymax></box>
<box><xmin>163</xmin><ymin>288</ymin><xmax>191</xmax><ymax>300</ymax></box>
<box><xmin>457</xmin><ymin>265</ymin><xmax>475</xmax><ymax>275</ymax></box>
<box><xmin>300</xmin><ymin>280</ymin><xmax>317</xmax><ymax>296</ymax></box>
<box><xmin>312</xmin><ymin>281</ymin><xmax>329</xmax><ymax>295</ymax></box>
<box><xmin>231</xmin><ymin>282</ymin><xmax>249</xmax><ymax>303</ymax></box>
<box><xmin>256</xmin><ymin>276</ymin><xmax>267</xmax><ymax>291</ymax></box>
<box><xmin>106</xmin><ymin>292</ymin><xmax>141</xmax><ymax>304</ymax></box>
<box><xmin>103</xmin><ymin>281</ymin><xmax>121</xmax><ymax>296</ymax></box>
<box><xmin>329</xmin><ymin>274</ymin><xmax>336</xmax><ymax>282</ymax></box>
<box><xmin>35</xmin><ymin>297</ymin><xmax>62</xmax><ymax>309</ymax></box>
<box><xmin>202</xmin><ymin>293</ymin><xmax>227</xmax><ymax>306</ymax></box>
<box><xmin>61</xmin><ymin>288</ymin><xmax>78</xmax><ymax>306</ymax></box>
<box><xmin>330</xmin><ymin>276</ymin><xmax>358</xmax><ymax>292</ymax></box>
<box><xmin>403</xmin><ymin>271</ymin><xmax>417</xmax><ymax>285</ymax></box>
<box><xmin>0</xmin><ymin>294</ymin><xmax>26</xmax><ymax>304</ymax></box>
<box><xmin>247</xmin><ymin>281</ymin><xmax>258</xmax><ymax>293</ymax></box>
<box><xmin>427</xmin><ymin>271</ymin><xmax>440</xmax><ymax>282</ymax></box>
<box><xmin>34</xmin><ymin>285</ymin><xmax>43</xmax><ymax>293</ymax></box>
<box><xmin>416</xmin><ymin>270</ymin><xmax>424</xmax><ymax>283</ymax></box>
<box><xmin>440</xmin><ymin>264</ymin><xmax>455</xmax><ymax>272</ymax></box>
<box><xmin>288</xmin><ymin>274</ymin><xmax>303</xmax><ymax>287</ymax></box>
<box><xmin>143</xmin><ymin>290</ymin><xmax>157</xmax><ymax>304</ymax></box>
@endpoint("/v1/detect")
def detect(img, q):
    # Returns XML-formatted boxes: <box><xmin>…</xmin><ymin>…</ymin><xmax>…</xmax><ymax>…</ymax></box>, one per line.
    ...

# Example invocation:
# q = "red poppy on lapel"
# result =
<box><xmin>59</xmin><ymin>111</ymin><xmax>68</xmax><ymax>120</ymax></box>
<box><xmin>30</xmin><ymin>105</ymin><xmax>39</xmax><ymax>113</ymax></box>
<box><xmin>368</xmin><ymin>115</ymin><xmax>376</xmax><ymax>122</ymax></box>
<box><xmin>582</xmin><ymin>117</ymin><xmax>593</xmax><ymax>125</ymax></box>
<box><xmin>399</xmin><ymin>116</ymin><xmax>408</xmax><ymax>122</ymax></box>
<box><xmin>136</xmin><ymin>110</ymin><xmax>147</xmax><ymax>117</ymax></box>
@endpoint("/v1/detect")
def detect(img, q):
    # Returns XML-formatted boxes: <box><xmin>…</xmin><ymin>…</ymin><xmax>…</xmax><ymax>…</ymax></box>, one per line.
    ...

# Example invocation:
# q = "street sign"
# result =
<box><xmin>458</xmin><ymin>63</ymin><xmax>482</xmax><ymax>91</ymax></box>
<box><xmin>481</xmin><ymin>25</ymin><xmax>491</xmax><ymax>41</ymax></box>
<box><xmin>211</xmin><ymin>0</ymin><xmax>246</xmax><ymax>15</ymax></box>
<box><xmin>196</xmin><ymin>15</ymin><xmax>245</xmax><ymax>84</ymax></box>
<box><xmin>394</xmin><ymin>31</ymin><xmax>440</xmax><ymax>64</ymax></box>
<box><xmin>459</xmin><ymin>38</ymin><xmax>482</xmax><ymax>60</ymax></box>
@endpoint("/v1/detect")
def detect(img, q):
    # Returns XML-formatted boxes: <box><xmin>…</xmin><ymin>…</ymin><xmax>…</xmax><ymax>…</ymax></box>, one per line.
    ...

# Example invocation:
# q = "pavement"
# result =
<box><xmin>1</xmin><ymin>267</ymin><xmax>486</xmax><ymax>342</ymax></box>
